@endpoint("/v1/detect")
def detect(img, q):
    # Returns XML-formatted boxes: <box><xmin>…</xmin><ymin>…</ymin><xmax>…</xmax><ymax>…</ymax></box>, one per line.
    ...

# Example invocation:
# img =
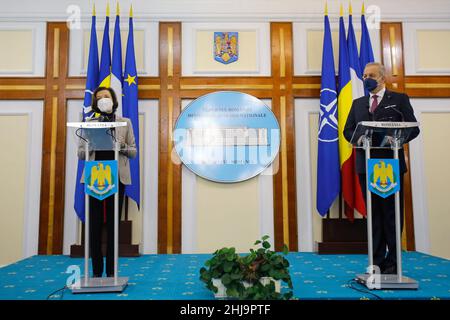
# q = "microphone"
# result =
<box><xmin>95</xmin><ymin>113</ymin><xmax>114</xmax><ymax>123</ymax></box>
<box><xmin>385</xmin><ymin>105</ymin><xmax>405</xmax><ymax>122</ymax></box>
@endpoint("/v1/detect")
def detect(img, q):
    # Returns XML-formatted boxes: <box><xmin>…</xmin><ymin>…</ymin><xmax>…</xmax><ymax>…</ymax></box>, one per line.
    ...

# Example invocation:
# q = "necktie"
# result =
<box><xmin>369</xmin><ymin>94</ymin><xmax>378</xmax><ymax>113</ymax></box>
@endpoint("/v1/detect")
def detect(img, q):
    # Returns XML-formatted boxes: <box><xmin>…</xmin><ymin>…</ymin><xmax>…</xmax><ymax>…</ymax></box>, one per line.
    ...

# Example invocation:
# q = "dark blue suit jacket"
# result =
<box><xmin>343</xmin><ymin>89</ymin><xmax>420</xmax><ymax>174</ymax></box>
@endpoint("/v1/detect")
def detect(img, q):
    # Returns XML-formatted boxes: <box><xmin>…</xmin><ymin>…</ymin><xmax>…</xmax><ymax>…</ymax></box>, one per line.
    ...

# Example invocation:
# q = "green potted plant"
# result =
<box><xmin>199</xmin><ymin>247</ymin><xmax>246</xmax><ymax>298</ymax></box>
<box><xmin>199</xmin><ymin>235</ymin><xmax>294</xmax><ymax>300</ymax></box>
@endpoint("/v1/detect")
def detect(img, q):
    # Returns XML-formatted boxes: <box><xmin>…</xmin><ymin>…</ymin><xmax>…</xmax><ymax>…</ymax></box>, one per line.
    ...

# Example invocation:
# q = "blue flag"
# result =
<box><xmin>111</xmin><ymin>5</ymin><xmax>123</xmax><ymax>116</ymax></box>
<box><xmin>317</xmin><ymin>8</ymin><xmax>340</xmax><ymax>216</ymax></box>
<box><xmin>99</xmin><ymin>5</ymin><xmax>111</xmax><ymax>88</ymax></box>
<box><xmin>74</xmin><ymin>9</ymin><xmax>99</xmax><ymax>221</ymax></box>
<box><xmin>122</xmin><ymin>6</ymin><xmax>140</xmax><ymax>208</ymax></box>
<box><xmin>360</xmin><ymin>4</ymin><xmax>375</xmax><ymax>95</ymax></box>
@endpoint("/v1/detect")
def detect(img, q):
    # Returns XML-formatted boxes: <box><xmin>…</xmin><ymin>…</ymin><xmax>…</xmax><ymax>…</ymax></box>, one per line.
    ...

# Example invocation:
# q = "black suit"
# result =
<box><xmin>343</xmin><ymin>89</ymin><xmax>420</xmax><ymax>271</ymax></box>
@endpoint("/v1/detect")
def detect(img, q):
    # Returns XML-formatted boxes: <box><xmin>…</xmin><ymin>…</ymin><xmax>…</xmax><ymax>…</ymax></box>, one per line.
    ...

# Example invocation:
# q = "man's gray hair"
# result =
<box><xmin>365</xmin><ymin>62</ymin><xmax>386</xmax><ymax>78</ymax></box>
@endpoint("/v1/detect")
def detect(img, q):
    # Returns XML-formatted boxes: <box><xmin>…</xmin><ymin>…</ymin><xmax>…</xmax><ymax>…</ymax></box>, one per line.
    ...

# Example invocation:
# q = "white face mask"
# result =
<box><xmin>97</xmin><ymin>98</ymin><xmax>114</xmax><ymax>113</ymax></box>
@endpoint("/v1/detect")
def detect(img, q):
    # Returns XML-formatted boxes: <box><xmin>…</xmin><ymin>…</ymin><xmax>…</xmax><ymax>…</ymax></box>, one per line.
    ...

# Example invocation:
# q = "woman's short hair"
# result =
<box><xmin>91</xmin><ymin>87</ymin><xmax>119</xmax><ymax>113</ymax></box>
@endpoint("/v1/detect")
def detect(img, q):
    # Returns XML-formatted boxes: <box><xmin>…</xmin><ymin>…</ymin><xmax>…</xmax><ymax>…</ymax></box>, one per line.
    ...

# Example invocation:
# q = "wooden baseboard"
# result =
<box><xmin>318</xmin><ymin>241</ymin><xmax>368</xmax><ymax>254</ymax></box>
<box><xmin>69</xmin><ymin>243</ymin><xmax>140</xmax><ymax>257</ymax></box>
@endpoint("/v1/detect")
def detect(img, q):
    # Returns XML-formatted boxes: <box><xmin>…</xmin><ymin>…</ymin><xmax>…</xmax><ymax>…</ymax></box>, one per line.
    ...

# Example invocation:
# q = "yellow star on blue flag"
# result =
<box><xmin>124</xmin><ymin>74</ymin><xmax>136</xmax><ymax>86</ymax></box>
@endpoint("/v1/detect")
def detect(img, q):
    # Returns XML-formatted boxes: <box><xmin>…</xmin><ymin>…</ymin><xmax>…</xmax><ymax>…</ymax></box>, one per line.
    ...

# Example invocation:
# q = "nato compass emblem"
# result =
<box><xmin>214</xmin><ymin>32</ymin><xmax>238</xmax><ymax>64</ymax></box>
<box><xmin>318</xmin><ymin>88</ymin><xmax>338</xmax><ymax>142</ymax></box>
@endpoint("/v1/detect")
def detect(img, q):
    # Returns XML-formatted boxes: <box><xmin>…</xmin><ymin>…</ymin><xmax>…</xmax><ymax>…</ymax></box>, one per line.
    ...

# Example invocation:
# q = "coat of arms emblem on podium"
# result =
<box><xmin>85</xmin><ymin>160</ymin><xmax>118</xmax><ymax>200</ymax></box>
<box><xmin>367</xmin><ymin>159</ymin><xmax>400</xmax><ymax>198</ymax></box>
<box><xmin>214</xmin><ymin>32</ymin><xmax>238</xmax><ymax>64</ymax></box>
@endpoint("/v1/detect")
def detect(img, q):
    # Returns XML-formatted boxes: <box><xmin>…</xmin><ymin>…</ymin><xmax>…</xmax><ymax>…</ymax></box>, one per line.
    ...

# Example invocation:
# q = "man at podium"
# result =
<box><xmin>343</xmin><ymin>62</ymin><xmax>420</xmax><ymax>275</ymax></box>
<box><xmin>78</xmin><ymin>87</ymin><xmax>137</xmax><ymax>278</ymax></box>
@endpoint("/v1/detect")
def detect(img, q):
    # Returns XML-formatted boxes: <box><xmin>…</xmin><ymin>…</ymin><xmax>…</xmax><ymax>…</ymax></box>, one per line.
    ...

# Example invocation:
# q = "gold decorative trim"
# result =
<box><xmin>389</xmin><ymin>27</ymin><xmax>398</xmax><ymax>76</ymax></box>
<box><xmin>52</xmin><ymin>85</ymin><xmax>58</xmax><ymax>91</ymax></box>
<box><xmin>292</xmin><ymin>84</ymin><xmax>321</xmax><ymax>89</ymax></box>
<box><xmin>0</xmin><ymin>85</ymin><xmax>45</xmax><ymax>91</ymax></box>
<box><xmin>180</xmin><ymin>84</ymin><xmax>273</xmax><ymax>90</ymax></box>
<box><xmin>139</xmin><ymin>84</ymin><xmax>161</xmax><ymax>90</ymax></box>
<box><xmin>402</xmin><ymin>211</ymin><xmax>407</xmax><ymax>250</ymax></box>
<box><xmin>47</xmin><ymin>97</ymin><xmax>58</xmax><ymax>254</ymax></box>
<box><xmin>167</xmin><ymin>27</ymin><xmax>174</xmax><ymax>77</ymax></box>
<box><xmin>280</xmin><ymin>96</ymin><xmax>289</xmax><ymax>248</ymax></box>
<box><xmin>405</xmin><ymin>83</ymin><xmax>450</xmax><ymax>89</ymax></box>
<box><xmin>64</xmin><ymin>84</ymin><xmax>85</xmax><ymax>90</ymax></box>
<box><xmin>167</xmin><ymin>96</ymin><xmax>174</xmax><ymax>254</ymax></box>
<box><xmin>167</xmin><ymin>84</ymin><xmax>173</xmax><ymax>90</ymax></box>
<box><xmin>279</xmin><ymin>28</ymin><xmax>286</xmax><ymax>78</ymax></box>
<box><xmin>53</xmin><ymin>28</ymin><xmax>60</xmax><ymax>78</ymax></box>
<box><xmin>280</xmin><ymin>84</ymin><xmax>286</xmax><ymax>90</ymax></box>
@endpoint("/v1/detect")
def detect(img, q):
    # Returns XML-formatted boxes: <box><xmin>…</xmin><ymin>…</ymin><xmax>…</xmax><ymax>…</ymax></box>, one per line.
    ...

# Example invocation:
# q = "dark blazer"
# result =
<box><xmin>343</xmin><ymin>89</ymin><xmax>420</xmax><ymax>174</ymax></box>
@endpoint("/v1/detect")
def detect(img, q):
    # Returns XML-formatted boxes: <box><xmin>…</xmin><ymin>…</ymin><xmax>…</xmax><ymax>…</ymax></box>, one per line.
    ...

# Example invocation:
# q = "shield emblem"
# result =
<box><xmin>214</xmin><ymin>32</ymin><xmax>238</xmax><ymax>64</ymax></box>
<box><xmin>367</xmin><ymin>159</ymin><xmax>400</xmax><ymax>198</ymax></box>
<box><xmin>85</xmin><ymin>160</ymin><xmax>118</xmax><ymax>200</ymax></box>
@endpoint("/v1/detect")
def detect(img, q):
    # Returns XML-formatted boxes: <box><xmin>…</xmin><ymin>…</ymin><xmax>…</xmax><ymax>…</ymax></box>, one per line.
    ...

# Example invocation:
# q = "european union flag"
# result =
<box><xmin>122</xmin><ymin>6</ymin><xmax>140</xmax><ymax>208</ymax></box>
<box><xmin>74</xmin><ymin>7</ymin><xmax>99</xmax><ymax>222</ymax></box>
<box><xmin>317</xmin><ymin>7</ymin><xmax>340</xmax><ymax>216</ymax></box>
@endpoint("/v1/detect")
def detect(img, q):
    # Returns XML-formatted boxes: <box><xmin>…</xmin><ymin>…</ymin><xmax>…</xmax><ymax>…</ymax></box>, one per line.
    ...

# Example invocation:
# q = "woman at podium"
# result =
<box><xmin>78</xmin><ymin>86</ymin><xmax>137</xmax><ymax>278</ymax></box>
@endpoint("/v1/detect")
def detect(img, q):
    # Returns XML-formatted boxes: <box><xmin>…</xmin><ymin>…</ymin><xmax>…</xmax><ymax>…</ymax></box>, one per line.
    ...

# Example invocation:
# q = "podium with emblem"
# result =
<box><xmin>350</xmin><ymin>121</ymin><xmax>420</xmax><ymax>290</ymax></box>
<box><xmin>66</xmin><ymin>121</ymin><xmax>129</xmax><ymax>293</ymax></box>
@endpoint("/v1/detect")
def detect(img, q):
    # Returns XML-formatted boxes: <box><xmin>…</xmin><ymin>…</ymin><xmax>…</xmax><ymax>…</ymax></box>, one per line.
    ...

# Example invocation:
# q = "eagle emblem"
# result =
<box><xmin>85</xmin><ymin>160</ymin><xmax>118</xmax><ymax>200</ymax></box>
<box><xmin>368</xmin><ymin>159</ymin><xmax>400</xmax><ymax>198</ymax></box>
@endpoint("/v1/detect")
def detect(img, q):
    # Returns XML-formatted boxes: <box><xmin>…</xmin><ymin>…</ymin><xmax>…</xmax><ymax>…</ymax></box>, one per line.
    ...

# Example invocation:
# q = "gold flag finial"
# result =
<box><xmin>129</xmin><ymin>4</ymin><xmax>133</xmax><ymax>18</ymax></box>
<box><xmin>325</xmin><ymin>2</ymin><xmax>328</xmax><ymax>15</ymax></box>
<box><xmin>349</xmin><ymin>2</ymin><xmax>353</xmax><ymax>15</ymax></box>
<box><xmin>106</xmin><ymin>2</ymin><xmax>110</xmax><ymax>17</ymax></box>
<box><xmin>93</xmin><ymin>4</ymin><xmax>96</xmax><ymax>16</ymax></box>
<box><xmin>116</xmin><ymin>2</ymin><xmax>120</xmax><ymax>15</ymax></box>
<box><xmin>362</xmin><ymin>2</ymin><xmax>365</xmax><ymax>15</ymax></box>
<box><xmin>340</xmin><ymin>3</ymin><xmax>343</xmax><ymax>17</ymax></box>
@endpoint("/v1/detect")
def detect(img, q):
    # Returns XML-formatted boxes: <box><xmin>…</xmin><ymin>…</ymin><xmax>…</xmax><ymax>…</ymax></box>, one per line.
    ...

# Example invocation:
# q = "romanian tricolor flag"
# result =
<box><xmin>337</xmin><ymin>5</ymin><xmax>366</xmax><ymax>221</ymax></box>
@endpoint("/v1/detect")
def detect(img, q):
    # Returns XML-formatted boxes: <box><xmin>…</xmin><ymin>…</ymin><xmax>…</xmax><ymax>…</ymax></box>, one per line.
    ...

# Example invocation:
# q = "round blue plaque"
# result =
<box><xmin>173</xmin><ymin>91</ymin><xmax>280</xmax><ymax>183</ymax></box>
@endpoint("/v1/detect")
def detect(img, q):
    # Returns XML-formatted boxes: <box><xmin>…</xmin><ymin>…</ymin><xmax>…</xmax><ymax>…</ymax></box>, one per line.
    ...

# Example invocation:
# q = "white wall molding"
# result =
<box><xmin>181</xmin><ymin>166</ymin><xmax>197</xmax><ymax>253</ymax></box>
<box><xmin>408</xmin><ymin>99</ymin><xmax>450</xmax><ymax>254</ymax></box>
<box><xmin>0</xmin><ymin>22</ymin><xmax>46</xmax><ymax>76</ymax></box>
<box><xmin>2</xmin><ymin>14</ymin><xmax>450</xmax><ymax>24</ymax></box>
<box><xmin>182</xmin><ymin>22</ymin><xmax>270</xmax><ymax>76</ymax></box>
<box><xmin>68</xmin><ymin>21</ymin><xmax>158</xmax><ymax>77</ymax></box>
<box><xmin>259</xmin><ymin>99</ymin><xmax>275</xmax><ymax>248</ymax></box>
<box><xmin>295</xmin><ymin>99</ymin><xmax>318</xmax><ymax>252</ymax></box>
<box><xmin>293</xmin><ymin>22</ymin><xmax>381</xmax><ymax>76</ymax></box>
<box><xmin>403</xmin><ymin>22</ymin><xmax>450</xmax><ymax>75</ymax></box>
<box><xmin>1</xmin><ymin>0</ymin><xmax>450</xmax><ymax>23</ymax></box>
<box><xmin>0</xmin><ymin>101</ymin><xmax>43</xmax><ymax>259</ymax></box>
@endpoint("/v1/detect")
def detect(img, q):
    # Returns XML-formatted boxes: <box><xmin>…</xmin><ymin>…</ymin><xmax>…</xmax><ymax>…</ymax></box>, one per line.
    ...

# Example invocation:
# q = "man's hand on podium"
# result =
<box><xmin>381</xmin><ymin>135</ymin><xmax>395</xmax><ymax>147</ymax></box>
<box><xmin>357</xmin><ymin>136</ymin><xmax>365</xmax><ymax>146</ymax></box>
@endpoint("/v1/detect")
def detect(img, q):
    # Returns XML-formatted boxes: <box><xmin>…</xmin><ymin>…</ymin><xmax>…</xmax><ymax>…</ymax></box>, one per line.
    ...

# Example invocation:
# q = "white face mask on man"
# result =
<box><xmin>97</xmin><ymin>98</ymin><xmax>114</xmax><ymax>113</ymax></box>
